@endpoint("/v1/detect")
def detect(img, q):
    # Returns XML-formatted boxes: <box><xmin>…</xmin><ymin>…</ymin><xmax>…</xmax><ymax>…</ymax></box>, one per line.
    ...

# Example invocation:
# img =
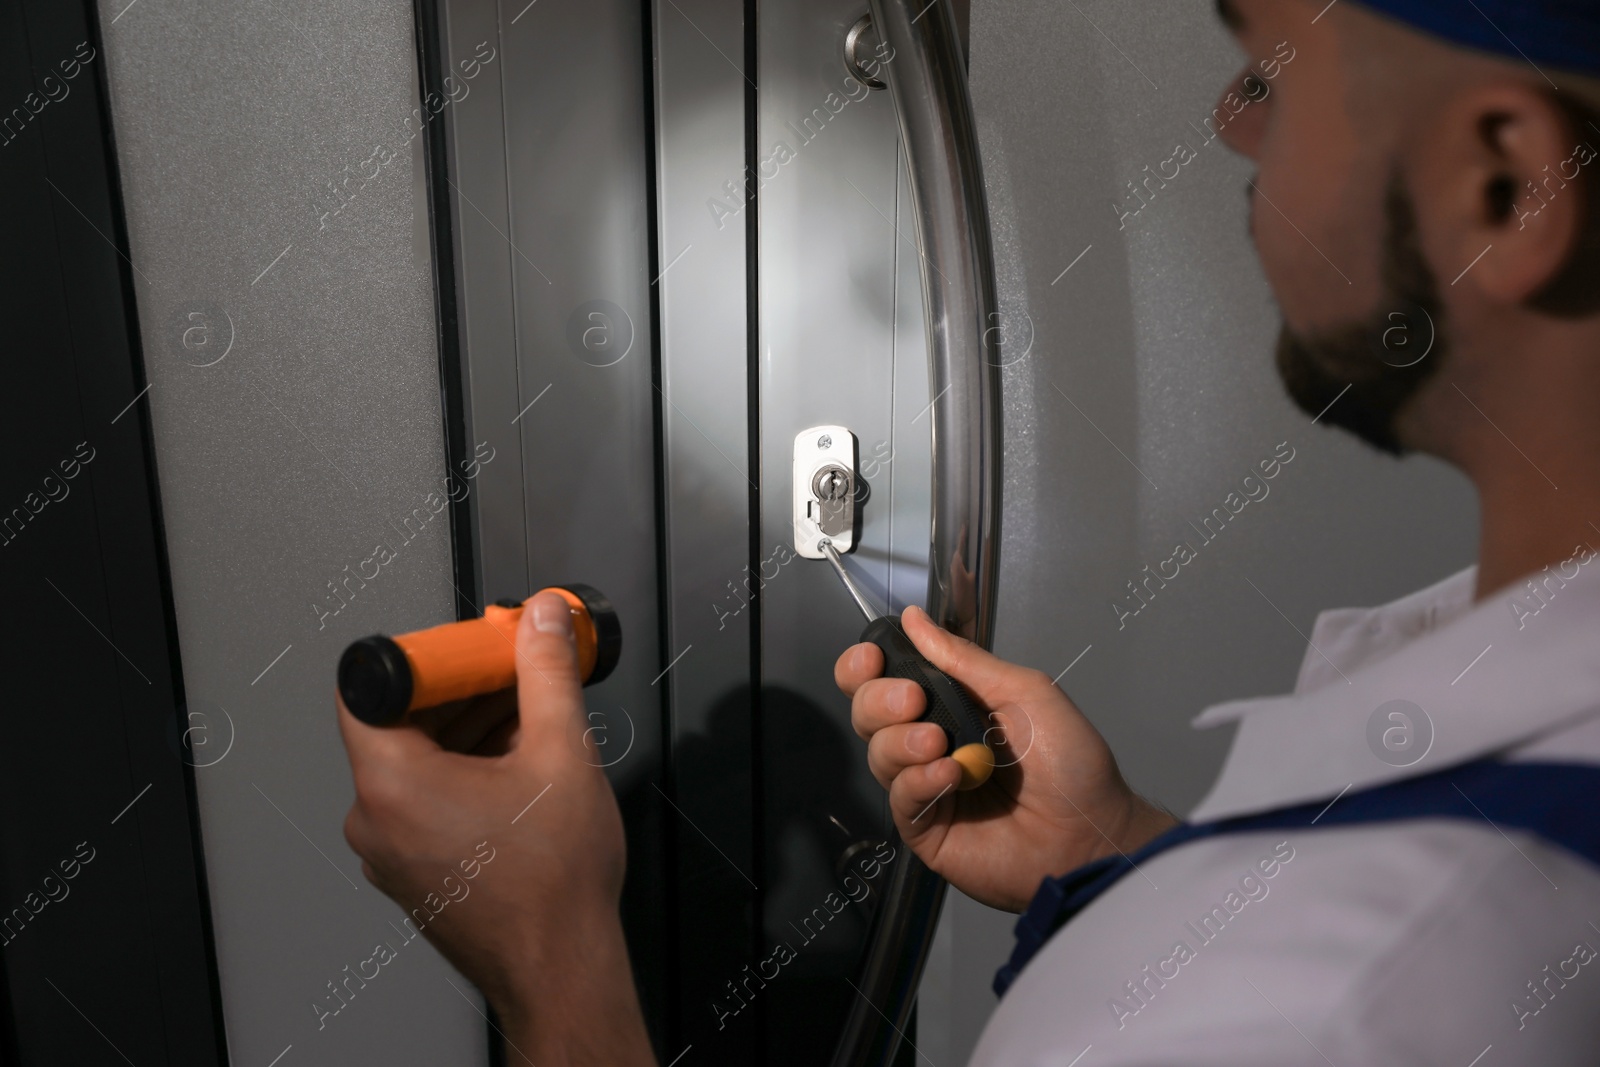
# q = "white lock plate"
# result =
<box><xmin>793</xmin><ymin>425</ymin><xmax>858</xmax><ymax>558</ymax></box>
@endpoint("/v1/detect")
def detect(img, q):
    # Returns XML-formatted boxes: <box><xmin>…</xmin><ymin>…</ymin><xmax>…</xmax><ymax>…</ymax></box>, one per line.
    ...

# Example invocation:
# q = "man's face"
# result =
<box><xmin>1272</xmin><ymin>179</ymin><xmax>1443</xmax><ymax>454</ymax></box>
<box><xmin>1216</xmin><ymin>0</ymin><xmax>1443</xmax><ymax>452</ymax></box>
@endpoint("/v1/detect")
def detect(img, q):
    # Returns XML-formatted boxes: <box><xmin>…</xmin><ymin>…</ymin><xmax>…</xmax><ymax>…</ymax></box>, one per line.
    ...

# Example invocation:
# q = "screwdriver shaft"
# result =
<box><xmin>818</xmin><ymin>538</ymin><xmax>881</xmax><ymax>622</ymax></box>
<box><xmin>816</xmin><ymin>533</ymin><xmax>995</xmax><ymax>790</ymax></box>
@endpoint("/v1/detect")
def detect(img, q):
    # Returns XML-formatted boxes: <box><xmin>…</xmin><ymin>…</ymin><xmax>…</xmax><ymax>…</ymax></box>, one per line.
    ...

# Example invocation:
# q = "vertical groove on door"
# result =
<box><xmin>412</xmin><ymin>0</ymin><xmax>481</xmax><ymax>625</ymax></box>
<box><xmin>638</xmin><ymin>0</ymin><xmax>681</xmax><ymax>1056</ymax></box>
<box><xmin>742</xmin><ymin>0</ymin><xmax>768</xmax><ymax>1056</ymax></box>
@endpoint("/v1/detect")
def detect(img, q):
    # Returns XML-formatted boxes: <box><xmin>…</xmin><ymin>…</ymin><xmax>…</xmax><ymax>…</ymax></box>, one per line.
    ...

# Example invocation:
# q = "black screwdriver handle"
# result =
<box><xmin>861</xmin><ymin>616</ymin><xmax>995</xmax><ymax>791</ymax></box>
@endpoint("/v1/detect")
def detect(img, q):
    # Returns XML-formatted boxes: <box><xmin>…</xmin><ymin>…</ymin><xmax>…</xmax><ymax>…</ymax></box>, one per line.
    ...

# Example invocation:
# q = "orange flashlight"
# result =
<box><xmin>337</xmin><ymin>584</ymin><xmax>621</xmax><ymax>726</ymax></box>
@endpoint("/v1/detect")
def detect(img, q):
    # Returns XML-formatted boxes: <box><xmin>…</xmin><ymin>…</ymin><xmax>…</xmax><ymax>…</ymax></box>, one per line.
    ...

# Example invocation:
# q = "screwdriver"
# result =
<box><xmin>818</xmin><ymin>538</ymin><xmax>995</xmax><ymax>790</ymax></box>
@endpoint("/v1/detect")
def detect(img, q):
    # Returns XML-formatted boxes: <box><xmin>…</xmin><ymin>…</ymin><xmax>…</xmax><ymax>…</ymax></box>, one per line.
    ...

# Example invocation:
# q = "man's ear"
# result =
<box><xmin>1417</xmin><ymin>83</ymin><xmax>1591</xmax><ymax>306</ymax></box>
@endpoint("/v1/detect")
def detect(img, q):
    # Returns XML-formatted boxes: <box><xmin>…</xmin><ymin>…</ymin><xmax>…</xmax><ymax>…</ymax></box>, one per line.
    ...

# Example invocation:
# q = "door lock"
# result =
<box><xmin>813</xmin><ymin>465</ymin><xmax>849</xmax><ymax>500</ymax></box>
<box><xmin>794</xmin><ymin>426</ymin><xmax>859</xmax><ymax>558</ymax></box>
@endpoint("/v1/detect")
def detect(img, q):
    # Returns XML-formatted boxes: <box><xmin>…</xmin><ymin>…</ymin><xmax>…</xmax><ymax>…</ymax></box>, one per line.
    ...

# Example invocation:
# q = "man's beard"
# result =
<box><xmin>1274</xmin><ymin>177</ymin><xmax>1444</xmax><ymax>455</ymax></box>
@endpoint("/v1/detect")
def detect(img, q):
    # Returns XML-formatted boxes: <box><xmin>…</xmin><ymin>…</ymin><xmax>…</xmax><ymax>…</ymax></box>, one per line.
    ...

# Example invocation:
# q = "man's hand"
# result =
<box><xmin>338</xmin><ymin>593</ymin><xmax>654</xmax><ymax>1065</ymax></box>
<box><xmin>836</xmin><ymin>605</ymin><xmax>1177</xmax><ymax>913</ymax></box>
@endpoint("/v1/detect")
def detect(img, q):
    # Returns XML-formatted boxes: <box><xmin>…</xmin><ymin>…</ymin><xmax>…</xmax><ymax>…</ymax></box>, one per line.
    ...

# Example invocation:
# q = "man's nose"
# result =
<box><xmin>1214</xmin><ymin>70</ymin><xmax>1270</xmax><ymax>159</ymax></box>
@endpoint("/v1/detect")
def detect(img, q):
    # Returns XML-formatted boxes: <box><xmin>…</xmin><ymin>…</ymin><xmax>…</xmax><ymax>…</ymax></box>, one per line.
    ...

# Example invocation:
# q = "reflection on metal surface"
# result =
<box><xmin>837</xmin><ymin>853</ymin><xmax>950</xmax><ymax>1067</ymax></box>
<box><xmin>651</xmin><ymin>0</ymin><xmax>764</xmax><ymax>1058</ymax></box>
<box><xmin>835</xmin><ymin>837</ymin><xmax>892</xmax><ymax>901</ymax></box>
<box><xmin>831</xmin><ymin>0</ymin><xmax>1002</xmax><ymax>1061</ymax></box>
<box><xmin>843</xmin><ymin>14</ymin><xmax>888</xmax><ymax>90</ymax></box>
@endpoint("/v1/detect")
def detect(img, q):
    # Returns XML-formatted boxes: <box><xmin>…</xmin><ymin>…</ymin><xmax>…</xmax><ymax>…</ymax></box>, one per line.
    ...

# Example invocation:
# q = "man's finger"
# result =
<box><xmin>866</xmin><ymin>721</ymin><xmax>946</xmax><ymax>789</ymax></box>
<box><xmin>336</xmin><ymin>691</ymin><xmax>442</xmax><ymax>775</ymax></box>
<box><xmin>336</xmin><ymin>695</ymin><xmax>452</xmax><ymax>834</ymax></box>
<box><xmin>511</xmin><ymin>592</ymin><xmax>587</xmax><ymax>754</ymax></box>
<box><xmin>834</xmin><ymin>641</ymin><xmax>885</xmax><ymax>697</ymax></box>
<box><xmin>888</xmin><ymin>758</ymin><xmax>962</xmax><ymax>830</ymax></box>
<box><xmin>428</xmin><ymin>690</ymin><xmax>518</xmax><ymax>753</ymax></box>
<box><xmin>474</xmin><ymin>717</ymin><xmax>520</xmax><ymax>757</ymax></box>
<box><xmin>851</xmin><ymin>677</ymin><xmax>925</xmax><ymax>740</ymax></box>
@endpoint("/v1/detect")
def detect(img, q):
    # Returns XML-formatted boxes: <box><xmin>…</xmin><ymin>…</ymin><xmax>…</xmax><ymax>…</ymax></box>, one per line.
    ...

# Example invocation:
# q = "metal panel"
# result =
<box><xmin>754</xmin><ymin>3</ymin><xmax>935</xmax><ymax>1061</ymax></box>
<box><xmin>95</xmin><ymin>0</ymin><xmax>487</xmax><ymax>1061</ymax></box>
<box><xmin>427</xmin><ymin>0</ymin><xmax>673</xmax><ymax>1051</ymax></box>
<box><xmin>651</xmin><ymin>0</ymin><xmax>761</xmax><ymax>1058</ymax></box>
<box><xmin>917</xmin><ymin>1</ymin><xmax>1481</xmax><ymax>1062</ymax></box>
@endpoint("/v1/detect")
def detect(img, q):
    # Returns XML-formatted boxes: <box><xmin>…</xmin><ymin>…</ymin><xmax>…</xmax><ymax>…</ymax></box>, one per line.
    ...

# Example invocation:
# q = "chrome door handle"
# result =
<box><xmin>830</xmin><ymin>0</ymin><xmax>1002</xmax><ymax>1063</ymax></box>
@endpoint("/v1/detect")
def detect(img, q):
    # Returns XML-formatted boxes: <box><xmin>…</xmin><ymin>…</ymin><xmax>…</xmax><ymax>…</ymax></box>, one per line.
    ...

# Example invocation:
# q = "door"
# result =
<box><xmin>431</xmin><ymin>0</ymin><xmax>985</xmax><ymax>1061</ymax></box>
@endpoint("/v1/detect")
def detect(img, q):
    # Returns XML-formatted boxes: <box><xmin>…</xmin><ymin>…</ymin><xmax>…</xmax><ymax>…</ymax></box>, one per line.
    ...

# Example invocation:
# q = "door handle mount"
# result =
<box><xmin>843</xmin><ymin>14</ymin><xmax>889</xmax><ymax>91</ymax></box>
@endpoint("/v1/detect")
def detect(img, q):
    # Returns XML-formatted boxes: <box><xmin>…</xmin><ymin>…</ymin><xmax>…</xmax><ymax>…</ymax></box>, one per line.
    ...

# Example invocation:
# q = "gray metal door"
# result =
<box><xmin>432</xmin><ymin>0</ymin><xmax>956</xmax><ymax>1060</ymax></box>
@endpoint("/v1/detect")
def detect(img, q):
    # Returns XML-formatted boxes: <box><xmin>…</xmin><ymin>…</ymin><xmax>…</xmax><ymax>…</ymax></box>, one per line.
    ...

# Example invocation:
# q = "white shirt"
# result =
<box><xmin>971</xmin><ymin>563</ymin><xmax>1600</xmax><ymax>1067</ymax></box>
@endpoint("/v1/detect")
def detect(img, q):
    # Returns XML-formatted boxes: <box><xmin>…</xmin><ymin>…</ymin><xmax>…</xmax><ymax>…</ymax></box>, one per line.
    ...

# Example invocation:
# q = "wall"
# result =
<box><xmin>97</xmin><ymin>0</ymin><xmax>487</xmax><ymax>1061</ymax></box>
<box><xmin>921</xmin><ymin>1</ymin><xmax>1479</xmax><ymax>1061</ymax></box>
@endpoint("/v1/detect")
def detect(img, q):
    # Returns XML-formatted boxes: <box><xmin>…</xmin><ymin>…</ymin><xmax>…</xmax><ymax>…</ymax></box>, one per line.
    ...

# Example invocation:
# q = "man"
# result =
<box><xmin>337</xmin><ymin>0</ymin><xmax>1600</xmax><ymax>1062</ymax></box>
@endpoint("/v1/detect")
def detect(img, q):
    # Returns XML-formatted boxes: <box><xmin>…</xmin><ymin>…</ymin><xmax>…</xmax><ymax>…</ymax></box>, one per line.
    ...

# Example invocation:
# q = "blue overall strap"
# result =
<box><xmin>995</xmin><ymin>759</ymin><xmax>1600</xmax><ymax>997</ymax></box>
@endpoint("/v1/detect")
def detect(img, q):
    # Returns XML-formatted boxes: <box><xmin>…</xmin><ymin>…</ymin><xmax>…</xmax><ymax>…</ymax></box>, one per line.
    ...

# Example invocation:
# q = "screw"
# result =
<box><xmin>818</xmin><ymin>434</ymin><xmax>833</xmax><ymax>450</ymax></box>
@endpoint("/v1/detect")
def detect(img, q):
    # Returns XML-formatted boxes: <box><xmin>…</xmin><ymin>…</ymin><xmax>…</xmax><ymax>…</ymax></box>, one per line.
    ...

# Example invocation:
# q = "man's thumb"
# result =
<box><xmin>901</xmin><ymin>604</ymin><xmax>1014</xmax><ymax>704</ymax></box>
<box><xmin>513</xmin><ymin>592</ymin><xmax>586</xmax><ymax>743</ymax></box>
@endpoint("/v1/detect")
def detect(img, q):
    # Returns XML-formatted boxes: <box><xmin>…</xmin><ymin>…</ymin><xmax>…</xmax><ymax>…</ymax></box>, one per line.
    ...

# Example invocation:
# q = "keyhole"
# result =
<box><xmin>813</xmin><ymin>465</ymin><xmax>851</xmax><ymax>503</ymax></box>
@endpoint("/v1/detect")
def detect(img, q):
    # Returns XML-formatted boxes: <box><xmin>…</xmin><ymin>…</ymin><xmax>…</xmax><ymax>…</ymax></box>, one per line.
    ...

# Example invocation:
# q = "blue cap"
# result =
<box><xmin>1353</xmin><ymin>0</ymin><xmax>1600</xmax><ymax>77</ymax></box>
